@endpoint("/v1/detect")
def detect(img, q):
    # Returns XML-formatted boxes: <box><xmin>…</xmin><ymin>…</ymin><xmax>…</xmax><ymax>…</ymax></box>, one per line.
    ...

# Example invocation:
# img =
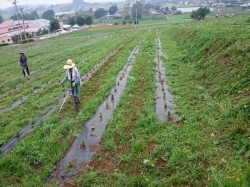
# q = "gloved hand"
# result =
<box><xmin>60</xmin><ymin>81</ymin><xmax>63</xmax><ymax>85</ymax></box>
<box><xmin>72</xmin><ymin>82</ymin><xmax>75</xmax><ymax>87</ymax></box>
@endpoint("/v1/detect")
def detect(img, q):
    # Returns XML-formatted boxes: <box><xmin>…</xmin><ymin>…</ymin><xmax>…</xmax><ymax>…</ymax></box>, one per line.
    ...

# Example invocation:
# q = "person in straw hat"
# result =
<box><xmin>60</xmin><ymin>59</ymin><xmax>81</xmax><ymax>110</ymax></box>
<box><xmin>18</xmin><ymin>50</ymin><xmax>30</xmax><ymax>80</ymax></box>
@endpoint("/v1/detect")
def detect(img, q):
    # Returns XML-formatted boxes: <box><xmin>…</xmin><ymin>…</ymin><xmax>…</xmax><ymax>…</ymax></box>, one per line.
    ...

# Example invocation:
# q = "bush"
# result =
<box><xmin>21</xmin><ymin>38</ymin><xmax>35</xmax><ymax>43</ymax></box>
<box><xmin>122</xmin><ymin>21</ymin><xmax>127</xmax><ymax>25</ymax></box>
<box><xmin>0</xmin><ymin>43</ymin><xmax>9</xmax><ymax>47</ymax></box>
<box><xmin>114</xmin><ymin>22</ymin><xmax>119</xmax><ymax>25</ymax></box>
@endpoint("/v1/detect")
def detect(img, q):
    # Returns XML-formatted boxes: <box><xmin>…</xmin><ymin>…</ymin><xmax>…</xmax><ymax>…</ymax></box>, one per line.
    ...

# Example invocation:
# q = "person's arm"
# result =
<box><xmin>61</xmin><ymin>71</ymin><xmax>69</xmax><ymax>84</ymax></box>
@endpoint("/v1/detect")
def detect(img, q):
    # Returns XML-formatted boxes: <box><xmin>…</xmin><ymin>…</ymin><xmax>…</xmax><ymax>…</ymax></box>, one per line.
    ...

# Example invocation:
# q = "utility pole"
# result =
<box><xmin>20</xmin><ymin>8</ymin><xmax>28</xmax><ymax>42</ymax></box>
<box><xmin>13</xmin><ymin>0</ymin><xmax>22</xmax><ymax>43</ymax></box>
<box><xmin>135</xmin><ymin>0</ymin><xmax>137</xmax><ymax>29</ymax></box>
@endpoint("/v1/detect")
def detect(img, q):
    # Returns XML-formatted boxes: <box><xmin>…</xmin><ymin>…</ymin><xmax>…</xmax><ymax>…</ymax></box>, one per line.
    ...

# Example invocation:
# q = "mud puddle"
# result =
<box><xmin>155</xmin><ymin>36</ymin><xmax>179</xmax><ymax>122</ymax></box>
<box><xmin>0</xmin><ymin>41</ymin><xmax>131</xmax><ymax>158</ymax></box>
<box><xmin>47</xmin><ymin>41</ymin><xmax>141</xmax><ymax>185</ymax></box>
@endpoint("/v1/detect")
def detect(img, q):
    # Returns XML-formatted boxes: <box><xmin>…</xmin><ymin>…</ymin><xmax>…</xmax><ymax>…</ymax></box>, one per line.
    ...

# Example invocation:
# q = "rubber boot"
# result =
<box><xmin>74</xmin><ymin>97</ymin><xmax>80</xmax><ymax>111</ymax></box>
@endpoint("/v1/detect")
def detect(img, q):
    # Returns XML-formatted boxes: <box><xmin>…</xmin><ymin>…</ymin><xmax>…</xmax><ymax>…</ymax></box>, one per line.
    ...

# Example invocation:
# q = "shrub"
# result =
<box><xmin>21</xmin><ymin>38</ymin><xmax>35</xmax><ymax>43</ymax></box>
<box><xmin>0</xmin><ymin>43</ymin><xmax>9</xmax><ymax>47</ymax></box>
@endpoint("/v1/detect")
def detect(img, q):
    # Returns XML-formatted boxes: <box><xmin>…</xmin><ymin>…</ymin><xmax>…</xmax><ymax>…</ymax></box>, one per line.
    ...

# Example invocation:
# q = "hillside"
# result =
<box><xmin>0</xmin><ymin>15</ymin><xmax>249</xmax><ymax>187</ymax></box>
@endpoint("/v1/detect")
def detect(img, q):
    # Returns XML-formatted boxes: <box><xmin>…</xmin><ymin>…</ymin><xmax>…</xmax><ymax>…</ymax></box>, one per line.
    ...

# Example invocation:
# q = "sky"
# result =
<box><xmin>0</xmin><ymin>0</ymin><xmax>110</xmax><ymax>9</ymax></box>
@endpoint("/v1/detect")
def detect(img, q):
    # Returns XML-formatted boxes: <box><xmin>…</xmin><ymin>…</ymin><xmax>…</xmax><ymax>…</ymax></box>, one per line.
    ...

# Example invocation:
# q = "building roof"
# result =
<box><xmin>0</xmin><ymin>19</ymin><xmax>14</xmax><ymax>28</ymax></box>
<box><xmin>14</xmin><ymin>19</ymin><xmax>50</xmax><ymax>28</ymax></box>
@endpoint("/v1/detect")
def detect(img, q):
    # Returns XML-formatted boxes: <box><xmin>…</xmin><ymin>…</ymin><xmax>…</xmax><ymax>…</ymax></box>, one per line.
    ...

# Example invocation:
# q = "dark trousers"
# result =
<box><xmin>22</xmin><ymin>66</ymin><xmax>30</xmax><ymax>76</ymax></box>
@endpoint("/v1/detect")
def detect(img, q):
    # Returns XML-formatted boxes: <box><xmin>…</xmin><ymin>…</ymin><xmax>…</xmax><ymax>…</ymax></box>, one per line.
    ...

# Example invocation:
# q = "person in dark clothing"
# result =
<box><xmin>18</xmin><ymin>50</ymin><xmax>30</xmax><ymax>79</ymax></box>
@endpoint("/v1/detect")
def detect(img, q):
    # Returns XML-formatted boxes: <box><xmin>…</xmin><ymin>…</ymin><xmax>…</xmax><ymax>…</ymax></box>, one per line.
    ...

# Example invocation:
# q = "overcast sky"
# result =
<box><xmin>0</xmin><ymin>0</ymin><xmax>109</xmax><ymax>9</ymax></box>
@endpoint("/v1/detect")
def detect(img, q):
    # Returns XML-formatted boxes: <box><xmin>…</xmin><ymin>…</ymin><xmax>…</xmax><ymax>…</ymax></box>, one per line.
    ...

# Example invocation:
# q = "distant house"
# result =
<box><xmin>149</xmin><ymin>9</ymin><xmax>160</xmax><ymax>15</ymax></box>
<box><xmin>177</xmin><ymin>7</ymin><xmax>200</xmax><ymax>13</ymax></box>
<box><xmin>240</xmin><ymin>3</ymin><xmax>250</xmax><ymax>10</ymax></box>
<box><xmin>0</xmin><ymin>19</ymin><xmax>50</xmax><ymax>44</ymax></box>
<box><xmin>102</xmin><ymin>15</ymin><xmax>113</xmax><ymax>19</ymax></box>
<box><xmin>113</xmin><ymin>13</ymin><xmax>123</xmax><ymax>19</ymax></box>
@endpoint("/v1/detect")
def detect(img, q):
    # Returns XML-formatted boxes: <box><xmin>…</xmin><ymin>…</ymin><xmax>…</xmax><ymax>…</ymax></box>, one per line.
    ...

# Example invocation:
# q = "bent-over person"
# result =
<box><xmin>61</xmin><ymin>59</ymin><xmax>81</xmax><ymax>111</ymax></box>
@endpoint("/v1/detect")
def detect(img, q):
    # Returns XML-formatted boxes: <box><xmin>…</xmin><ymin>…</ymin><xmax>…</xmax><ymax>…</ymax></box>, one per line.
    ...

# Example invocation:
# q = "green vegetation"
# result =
<box><xmin>0</xmin><ymin>13</ymin><xmax>249</xmax><ymax>187</ymax></box>
<box><xmin>0</xmin><ymin>43</ymin><xmax>9</xmax><ymax>47</ymax></box>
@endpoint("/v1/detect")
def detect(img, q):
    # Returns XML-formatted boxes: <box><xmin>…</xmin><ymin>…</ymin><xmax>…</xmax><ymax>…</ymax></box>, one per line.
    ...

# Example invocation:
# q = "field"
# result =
<box><xmin>0</xmin><ymin>14</ymin><xmax>250</xmax><ymax>187</ymax></box>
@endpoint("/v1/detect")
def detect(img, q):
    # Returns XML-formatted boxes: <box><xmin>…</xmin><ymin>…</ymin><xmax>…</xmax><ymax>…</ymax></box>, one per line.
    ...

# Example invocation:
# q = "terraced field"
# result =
<box><xmin>0</xmin><ymin>15</ymin><xmax>250</xmax><ymax>187</ymax></box>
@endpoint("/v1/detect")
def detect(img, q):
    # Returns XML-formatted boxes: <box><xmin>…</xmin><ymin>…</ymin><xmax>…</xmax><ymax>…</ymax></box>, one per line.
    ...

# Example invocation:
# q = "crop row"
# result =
<box><xmin>75</xmin><ymin>28</ymin><xmax>160</xmax><ymax>186</ymax></box>
<box><xmin>0</xmin><ymin>33</ymin><xmax>120</xmax><ymax>108</ymax></box>
<box><xmin>0</xmin><ymin>31</ymin><xmax>138</xmax><ymax>146</ymax></box>
<box><xmin>0</xmin><ymin>29</ymin><xmax>144</xmax><ymax>186</ymax></box>
<box><xmin>0</xmin><ymin>33</ymin><xmax>117</xmax><ymax>93</ymax></box>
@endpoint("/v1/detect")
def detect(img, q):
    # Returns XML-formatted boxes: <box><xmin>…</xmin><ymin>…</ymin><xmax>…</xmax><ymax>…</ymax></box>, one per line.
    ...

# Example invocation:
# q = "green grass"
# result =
<box><xmin>0</xmin><ymin>12</ymin><xmax>249</xmax><ymax>187</ymax></box>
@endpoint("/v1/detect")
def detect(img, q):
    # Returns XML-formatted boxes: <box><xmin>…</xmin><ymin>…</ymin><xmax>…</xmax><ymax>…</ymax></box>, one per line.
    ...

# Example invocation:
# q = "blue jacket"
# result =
<box><xmin>19</xmin><ymin>54</ymin><xmax>28</xmax><ymax>67</ymax></box>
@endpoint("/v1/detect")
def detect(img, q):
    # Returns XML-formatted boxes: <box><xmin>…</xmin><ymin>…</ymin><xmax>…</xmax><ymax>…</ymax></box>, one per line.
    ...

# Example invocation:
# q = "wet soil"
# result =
<box><xmin>47</xmin><ymin>41</ymin><xmax>141</xmax><ymax>185</ymax></box>
<box><xmin>0</xmin><ymin>42</ymin><xmax>127</xmax><ymax>158</ymax></box>
<box><xmin>155</xmin><ymin>36</ymin><xmax>179</xmax><ymax>122</ymax></box>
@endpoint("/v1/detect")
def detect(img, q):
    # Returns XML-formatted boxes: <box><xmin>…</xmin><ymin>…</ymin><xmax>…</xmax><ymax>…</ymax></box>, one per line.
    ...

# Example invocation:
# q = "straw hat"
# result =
<box><xmin>19</xmin><ymin>50</ymin><xmax>25</xmax><ymax>54</ymax></box>
<box><xmin>63</xmin><ymin>59</ymin><xmax>75</xmax><ymax>69</ymax></box>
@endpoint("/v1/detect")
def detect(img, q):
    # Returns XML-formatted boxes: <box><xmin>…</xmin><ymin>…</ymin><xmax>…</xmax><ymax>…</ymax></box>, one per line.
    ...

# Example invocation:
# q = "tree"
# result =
<box><xmin>94</xmin><ymin>8</ymin><xmax>107</xmax><ymax>19</ymax></box>
<box><xmin>123</xmin><ymin>3</ymin><xmax>131</xmax><ymax>15</ymax></box>
<box><xmin>50</xmin><ymin>18</ymin><xmax>60</xmax><ymax>32</ymax></box>
<box><xmin>85</xmin><ymin>16</ymin><xmax>93</xmax><ymax>27</ymax></box>
<box><xmin>37</xmin><ymin>28</ymin><xmax>48</xmax><ymax>36</ymax></box>
<box><xmin>21</xmin><ymin>11</ymin><xmax>39</xmax><ymax>20</ymax></box>
<box><xmin>144</xmin><ymin>4</ymin><xmax>154</xmax><ymax>11</ymax></box>
<box><xmin>108</xmin><ymin>5</ymin><xmax>118</xmax><ymax>15</ymax></box>
<box><xmin>76</xmin><ymin>15</ymin><xmax>85</xmax><ymax>26</ymax></box>
<box><xmin>171</xmin><ymin>6</ymin><xmax>177</xmax><ymax>11</ymax></box>
<box><xmin>155</xmin><ymin>5</ymin><xmax>161</xmax><ymax>11</ymax></box>
<box><xmin>86</xmin><ymin>8</ymin><xmax>94</xmax><ymax>15</ymax></box>
<box><xmin>42</xmin><ymin>9</ymin><xmax>55</xmax><ymax>20</ymax></box>
<box><xmin>0</xmin><ymin>15</ymin><xmax>4</xmax><ymax>24</ymax></box>
<box><xmin>132</xmin><ymin>1</ymin><xmax>143</xmax><ymax>19</ymax></box>
<box><xmin>68</xmin><ymin>16</ymin><xmax>75</xmax><ymax>26</ymax></box>
<box><xmin>190</xmin><ymin>7</ymin><xmax>210</xmax><ymax>20</ymax></box>
<box><xmin>10</xmin><ymin>13</ymin><xmax>22</xmax><ymax>21</ymax></box>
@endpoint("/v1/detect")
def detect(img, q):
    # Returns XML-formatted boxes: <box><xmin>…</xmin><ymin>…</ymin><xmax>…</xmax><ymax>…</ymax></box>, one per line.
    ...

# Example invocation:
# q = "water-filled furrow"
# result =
<box><xmin>155</xmin><ymin>36</ymin><xmax>179</xmax><ymax>121</ymax></box>
<box><xmin>47</xmin><ymin>40</ymin><xmax>142</xmax><ymax>185</ymax></box>
<box><xmin>0</xmin><ymin>41</ymin><xmax>130</xmax><ymax>158</ymax></box>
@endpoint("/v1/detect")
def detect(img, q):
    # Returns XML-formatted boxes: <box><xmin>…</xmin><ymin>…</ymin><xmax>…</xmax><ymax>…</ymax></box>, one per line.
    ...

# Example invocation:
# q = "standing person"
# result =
<box><xmin>18</xmin><ymin>50</ymin><xmax>30</xmax><ymax>80</ymax></box>
<box><xmin>60</xmin><ymin>59</ymin><xmax>81</xmax><ymax>111</ymax></box>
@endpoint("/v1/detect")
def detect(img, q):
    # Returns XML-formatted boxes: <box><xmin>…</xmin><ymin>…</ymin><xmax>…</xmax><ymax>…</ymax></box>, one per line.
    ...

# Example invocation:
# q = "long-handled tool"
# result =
<box><xmin>22</xmin><ymin>66</ymin><xmax>30</xmax><ymax>79</ymax></box>
<box><xmin>58</xmin><ymin>89</ymin><xmax>70</xmax><ymax>115</ymax></box>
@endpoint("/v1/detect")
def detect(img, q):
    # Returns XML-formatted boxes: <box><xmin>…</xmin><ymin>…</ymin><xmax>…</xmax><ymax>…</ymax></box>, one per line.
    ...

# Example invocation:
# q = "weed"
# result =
<box><xmin>81</xmin><ymin>139</ymin><xmax>85</xmax><ymax>147</ymax></box>
<box><xmin>106</xmin><ymin>103</ymin><xmax>110</xmax><ymax>109</ymax></box>
<box><xmin>66</xmin><ymin>160</ymin><xmax>73</xmax><ymax>172</ymax></box>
